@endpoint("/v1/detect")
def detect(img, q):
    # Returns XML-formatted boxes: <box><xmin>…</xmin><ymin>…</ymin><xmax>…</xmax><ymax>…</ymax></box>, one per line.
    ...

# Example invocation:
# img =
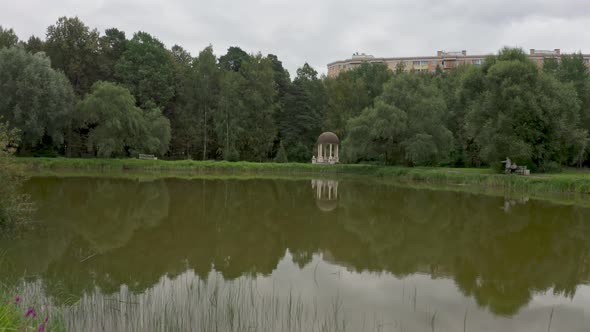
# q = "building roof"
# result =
<box><xmin>317</xmin><ymin>132</ymin><xmax>339</xmax><ymax>144</ymax></box>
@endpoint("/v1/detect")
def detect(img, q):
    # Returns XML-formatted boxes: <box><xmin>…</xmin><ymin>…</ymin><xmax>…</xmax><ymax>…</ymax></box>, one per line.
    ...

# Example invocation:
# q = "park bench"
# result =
<box><xmin>138</xmin><ymin>154</ymin><xmax>157</xmax><ymax>160</ymax></box>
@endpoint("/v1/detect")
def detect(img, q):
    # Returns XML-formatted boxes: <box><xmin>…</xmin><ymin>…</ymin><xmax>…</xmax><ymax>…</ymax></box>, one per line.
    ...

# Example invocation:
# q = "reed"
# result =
<box><xmin>17</xmin><ymin>157</ymin><xmax>590</xmax><ymax>194</ymax></box>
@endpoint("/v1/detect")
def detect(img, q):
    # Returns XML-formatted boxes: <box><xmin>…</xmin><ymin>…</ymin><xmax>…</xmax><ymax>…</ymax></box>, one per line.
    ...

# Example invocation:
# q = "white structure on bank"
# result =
<box><xmin>312</xmin><ymin>132</ymin><xmax>340</xmax><ymax>164</ymax></box>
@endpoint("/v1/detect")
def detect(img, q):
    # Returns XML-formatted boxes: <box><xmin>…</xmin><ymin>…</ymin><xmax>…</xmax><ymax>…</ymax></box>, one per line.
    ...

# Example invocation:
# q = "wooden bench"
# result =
<box><xmin>138</xmin><ymin>154</ymin><xmax>157</xmax><ymax>160</ymax></box>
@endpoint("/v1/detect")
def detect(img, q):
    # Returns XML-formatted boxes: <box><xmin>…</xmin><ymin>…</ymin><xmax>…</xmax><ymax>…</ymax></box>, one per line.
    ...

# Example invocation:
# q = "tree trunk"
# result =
<box><xmin>202</xmin><ymin>108</ymin><xmax>207</xmax><ymax>160</ymax></box>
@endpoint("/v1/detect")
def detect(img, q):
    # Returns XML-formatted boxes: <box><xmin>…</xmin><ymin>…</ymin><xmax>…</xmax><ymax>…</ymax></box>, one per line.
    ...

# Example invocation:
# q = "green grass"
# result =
<box><xmin>16</xmin><ymin>157</ymin><xmax>590</xmax><ymax>194</ymax></box>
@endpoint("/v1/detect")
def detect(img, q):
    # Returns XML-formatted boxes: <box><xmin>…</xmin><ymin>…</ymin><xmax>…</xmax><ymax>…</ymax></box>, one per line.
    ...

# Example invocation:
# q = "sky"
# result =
<box><xmin>1</xmin><ymin>0</ymin><xmax>590</xmax><ymax>76</ymax></box>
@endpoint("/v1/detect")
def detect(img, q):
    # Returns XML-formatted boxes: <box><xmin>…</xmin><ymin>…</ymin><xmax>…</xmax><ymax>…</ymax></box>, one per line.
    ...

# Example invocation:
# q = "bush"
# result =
<box><xmin>274</xmin><ymin>143</ymin><xmax>288</xmax><ymax>163</ymax></box>
<box><xmin>540</xmin><ymin>161</ymin><xmax>562</xmax><ymax>173</ymax></box>
<box><xmin>223</xmin><ymin>148</ymin><xmax>240</xmax><ymax>162</ymax></box>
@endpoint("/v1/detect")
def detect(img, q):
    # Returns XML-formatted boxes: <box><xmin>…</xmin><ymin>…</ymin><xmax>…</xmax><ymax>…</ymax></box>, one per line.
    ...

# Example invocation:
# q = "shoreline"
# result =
<box><xmin>17</xmin><ymin>157</ymin><xmax>590</xmax><ymax>195</ymax></box>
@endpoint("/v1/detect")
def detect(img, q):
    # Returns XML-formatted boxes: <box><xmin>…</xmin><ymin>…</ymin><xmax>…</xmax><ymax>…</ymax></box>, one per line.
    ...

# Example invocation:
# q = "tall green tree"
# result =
<box><xmin>45</xmin><ymin>16</ymin><xmax>101</xmax><ymax>96</ymax></box>
<box><xmin>176</xmin><ymin>46</ymin><xmax>221</xmax><ymax>159</ymax></box>
<box><xmin>345</xmin><ymin>73</ymin><xmax>453</xmax><ymax>165</ymax></box>
<box><xmin>465</xmin><ymin>48</ymin><xmax>586</xmax><ymax>169</ymax></box>
<box><xmin>0</xmin><ymin>47</ymin><xmax>75</xmax><ymax>150</ymax></box>
<box><xmin>215</xmin><ymin>70</ymin><xmax>245</xmax><ymax>161</ymax></box>
<box><xmin>235</xmin><ymin>54</ymin><xmax>278</xmax><ymax>161</ymax></box>
<box><xmin>23</xmin><ymin>36</ymin><xmax>45</xmax><ymax>54</ymax></box>
<box><xmin>219</xmin><ymin>46</ymin><xmax>250</xmax><ymax>72</ymax></box>
<box><xmin>78</xmin><ymin>81</ymin><xmax>170</xmax><ymax>157</ymax></box>
<box><xmin>555</xmin><ymin>53</ymin><xmax>590</xmax><ymax>130</ymax></box>
<box><xmin>277</xmin><ymin>63</ymin><xmax>326</xmax><ymax>162</ymax></box>
<box><xmin>97</xmin><ymin>28</ymin><xmax>127</xmax><ymax>82</ymax></box>
<box><xmin>115</xmin><ymin>32</ymin><xmax>176</xmax><ymax>110</ymax></box>
<box><xmin>324</xmin><ymin>63</ymin><xmax>391</xmax><ymax>137</ymax></box>
<box><xmin>0</xmin><ymin>26</ymin><xmax>18</xmax><ymax>49</ymax></box>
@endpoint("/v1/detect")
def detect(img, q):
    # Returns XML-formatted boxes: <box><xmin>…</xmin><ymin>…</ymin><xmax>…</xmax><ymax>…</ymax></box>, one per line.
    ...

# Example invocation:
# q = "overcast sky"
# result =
<box><xmin>2</xmin><ymin>0</ymin><xmax>590</xmax><ymax>76</ymax></box>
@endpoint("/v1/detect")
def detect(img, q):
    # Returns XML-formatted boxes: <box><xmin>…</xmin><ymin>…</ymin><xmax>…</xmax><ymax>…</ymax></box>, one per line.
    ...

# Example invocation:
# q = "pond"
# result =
<box><xmin>2</xmin><ymin>176</ymin><xmax>590</xmax><ymax>331</ymax></box>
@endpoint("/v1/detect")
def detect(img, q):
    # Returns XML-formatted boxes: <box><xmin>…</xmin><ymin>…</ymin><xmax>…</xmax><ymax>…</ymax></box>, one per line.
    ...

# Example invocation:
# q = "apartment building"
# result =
<box><xmin>327</xmin><ymin>49</ymin><xmax>590</xmax><ymax>78</ymax></box>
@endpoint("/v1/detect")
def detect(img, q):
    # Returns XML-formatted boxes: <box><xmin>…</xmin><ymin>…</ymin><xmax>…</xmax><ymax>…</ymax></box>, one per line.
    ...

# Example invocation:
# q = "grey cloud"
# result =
<box><xmin>1</xmin><ymin>0</ymin><xmax>589</xmax><ymax>75</ymax></box>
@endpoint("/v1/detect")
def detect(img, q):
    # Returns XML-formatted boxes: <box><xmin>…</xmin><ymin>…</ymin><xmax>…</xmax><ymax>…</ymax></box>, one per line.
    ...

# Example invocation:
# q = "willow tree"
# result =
<box><xmin>0</xmin><ymin>47</ymin><xmax>75</xmax><ymax>151</ymax></box>
<box><xmin>344</xmin><ymin>73</ymin><xmax>453</xmax><ymax>166</ymax></box>
<box><xmin>78</xmin><ymin>82</ymin><xmax>170</xmax><ymax>157</ymax></box>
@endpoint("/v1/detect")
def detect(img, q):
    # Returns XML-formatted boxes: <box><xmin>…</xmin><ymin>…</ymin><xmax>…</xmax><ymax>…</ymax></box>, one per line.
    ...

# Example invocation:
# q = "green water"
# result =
<box><xmin>2</xmin><ymin>176</ymin><xmax>590</xmax><ymax>331</ymax></box>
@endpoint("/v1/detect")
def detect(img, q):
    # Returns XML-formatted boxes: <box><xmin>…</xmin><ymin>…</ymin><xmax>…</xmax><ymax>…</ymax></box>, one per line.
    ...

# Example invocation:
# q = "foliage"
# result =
<box><xmin>465</xmin><ymin>49</ymin><xmax>587</xmax><ymax>168</ymax></box>
<box><xmin>97</xmin><ymin>28</ymin><xmax>128</xmax><ymax>82</ymax></box>
<box><xmin>0</xmin><ymin>47</ymin><xmax>75</xmax><ymax>149</ymax></box>
<box><xmin>345</xmin><ymin>73</ymin><xmax>453</xmax><ymax>166</ymax></box>
<box><xmin>175</xmin><ymin>46</ymin><xmax>221</xmax><ymax>160</ymax></box>
<box><xmin>77</xmin><ymin>82</ymin><xmax>171</xmax><ymax>157</ymax></box>
<box><xmin>0</xmin><ymin>26</ymin><xmax>18</xmax><ymax>49</ymax></box>
<box><xmin>0</xmin><ymin>118</ymin><xmax>29</xmax><ymax>229</ymax></box>
<box><xmin>45</xmin><ymin>16</ymin><xmax>101</xmax><ymax>96</ymax></box>
<box><xmin>115</xmin><ymin>31</ymin><xmax>176</xmax><ymax>109</ymax></box>
<box><xmin>219</xmin><ymin>46</ymin><xmax>251</xmax><ymax>72</ymax></box>
<box><xmin>274</xmin><ymin>142</ymin><xmax>288</xmax><ymax>163</ymax></box>
<box><xmin>277</xmin><ymin>63</ymin><xmax>326</xmax><ymax>162</ymax></box>
<box><xmin>2</xmin><ymin>18</ymin><xmax>590</xmax><ymax>170</ymax></box>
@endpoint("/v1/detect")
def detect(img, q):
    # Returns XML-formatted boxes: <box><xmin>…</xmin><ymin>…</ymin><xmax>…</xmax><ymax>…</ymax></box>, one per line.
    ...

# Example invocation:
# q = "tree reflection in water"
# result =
<box><xmin>2</xmin><ymin>176</ymin><xmax>590</xmax><ymax>330</ymax></box>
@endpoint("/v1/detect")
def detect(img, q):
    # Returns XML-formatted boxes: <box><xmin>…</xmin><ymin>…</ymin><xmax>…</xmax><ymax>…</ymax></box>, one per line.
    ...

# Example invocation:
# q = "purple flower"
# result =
<box><xmin>14</xmin><ymin>297</ymin><xmax>21</xmax><ymax>304</ymax></box>
<box><xmin>25</xmin><ymin>307</ymin><xmax>37</xmax><ymax>318</ymax></box>
<box><xmin>37</xmin><ymin>316</ymin><xmax>49</xmax><ymax>332</ymax></box>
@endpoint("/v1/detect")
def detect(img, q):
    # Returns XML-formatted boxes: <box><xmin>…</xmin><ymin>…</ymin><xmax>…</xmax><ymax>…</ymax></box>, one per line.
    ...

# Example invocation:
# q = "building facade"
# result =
<box><xmin>327</xmin><ymin>49</ymin><xmax>590</xmax><ymax>78</ymax></box>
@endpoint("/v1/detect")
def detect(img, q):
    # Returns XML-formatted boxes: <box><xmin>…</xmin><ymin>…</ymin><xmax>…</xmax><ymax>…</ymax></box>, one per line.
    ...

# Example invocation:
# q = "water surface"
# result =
<box><xmin>3</xmin><ymin>176</ymin><xmax>590</xmax><ymax>331</ymax></box>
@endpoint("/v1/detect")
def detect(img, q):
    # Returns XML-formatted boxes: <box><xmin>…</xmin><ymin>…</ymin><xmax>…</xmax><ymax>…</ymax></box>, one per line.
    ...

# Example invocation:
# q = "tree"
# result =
<box><xmin>219</xmin><ymin>46</ymin><xmax>250</xmax><ymax>72</ymax></box>
<box><xmin>78</xmin><ymin>82</ymin><xmax>170</xmax><ymax>157</ymax></box>
<box><xmin>115</xmin><ymin>32</ymin><xmax>176</xmax><ymax>110</ymax></box>
<box><xmin>167</xmin><ymin>45</ymin><xmax>194</xmax><ymax>158</ymax></box>
<box><xmin>277</xmin><ymin>63</ymin><xmax>326</xmax><ymax>162</ymax></box>
<box><xmin>23</xmin><ymin>36</ymin><xmax>44</xmax><ymax>54</ymax></box>
<box><xmin>192</xmin><ymin>46</ymin><xmax>221</xmax><ymax>160</ymax></box>
<box><xmin>324</xmin><ymin>63</ymin><xmax>391</xmax><ymax>138</ymax></box>
<box><xmin>0</xmin><ymin>26</ymin><xmax>18</xmax><ymax>49</ymax></box>
<box><xmin>97</xmin><ymin>28</ymin><xmax>127</xmax><ymax>82</ymax></box>
<box><xmin>438</xmin><ymin>65</ymin><xmax>486</xmax><ymax>166</ymax></box>
<box><xmin>0</xmin><ymin>118</ymin><xmax>29</xmax><ymax>228</ymax></box>
<box><xmin>0</xmin><ymin>118</ymin><xmax>20</xmax><ymax>157</ymax></box>
<box><xmin>215</xmin><ymin>70</ymin><xmax>245</xmax><ymax>161</ymax></box>
<box><xmin>45</xmin><ymin>16</ymin><xmax>101</xmax><ymax>96</ymax></box>
<box><xmin>465</xmin><ymin>48</ymin><xmax>586</xmax><ymax>169</ymax></box>
<box><xmin>235</xmin><ymin>54</ymin><xmax>278</xmax><ymax>161</ymax></box>
<box><xmin>0</xmin><ymin>47</ymin><xmax>75</xmax><ymax>150</ymax></box>
<box><xmin>344</xmin><ymin>73</ymin><xmax>453</xmax><ymax>166</ymax></box>
<box><xmin>554</xmin><ymin>53</ymin><xmax>590</xmax><ymax>130</ymax></box>
<box><xmin>343</xmin><ymin>100</ymin><xmax>407</xmax><ymax>163</ymax></box>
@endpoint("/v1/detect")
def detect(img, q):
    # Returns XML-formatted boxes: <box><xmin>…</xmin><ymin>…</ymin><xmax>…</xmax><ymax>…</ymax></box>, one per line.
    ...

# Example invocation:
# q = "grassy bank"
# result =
<box><xmin>17</xmin><ymin>157</ymin><xmax>590</xmax><ymax>194</ymax></box>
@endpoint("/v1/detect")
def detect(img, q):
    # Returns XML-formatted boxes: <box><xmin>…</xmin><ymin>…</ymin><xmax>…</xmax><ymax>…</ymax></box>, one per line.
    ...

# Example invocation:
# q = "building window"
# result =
<box><xmin>584</xmin><ymin>58</ymin><xmax>590</xmax><ymax>64</ymax></box>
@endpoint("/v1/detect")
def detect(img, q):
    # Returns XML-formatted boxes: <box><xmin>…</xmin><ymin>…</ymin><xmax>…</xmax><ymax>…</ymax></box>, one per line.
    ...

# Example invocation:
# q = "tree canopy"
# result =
<box><xmin>2</xmin><ymin>16</ymin><xmax>590</xmax><ymax>170</ymax></box>
<box><xmin>78</xmin><ymin>81</ymin><xmax>170</xmax><ymax>157</ymax></box>
<box><xmin>0</xmin><ymin>47</ymin><xmax>74</xmax><ymax>150</ymax></box>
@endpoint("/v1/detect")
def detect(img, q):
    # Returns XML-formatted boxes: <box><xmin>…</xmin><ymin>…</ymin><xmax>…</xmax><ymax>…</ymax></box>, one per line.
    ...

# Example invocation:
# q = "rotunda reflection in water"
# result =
<box><xmin>311</xmin><ymin>179</ymin><xmax>339</xmax><ymax>212</ymax></box>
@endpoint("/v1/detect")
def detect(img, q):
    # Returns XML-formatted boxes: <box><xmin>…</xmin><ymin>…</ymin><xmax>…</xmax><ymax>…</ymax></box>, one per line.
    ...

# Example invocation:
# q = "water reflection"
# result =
<box><xmin>2</xmin><ymin>177</ymin><xmax>590</xmax><ymax>330</ymax></box>
<box><xmin>311</xmin><ymin>179</ymin><xmax>339</xmax><ymax>212</ymax></box>
<box><xmin>502</xmin><ymin>196</ymin><xmax>530</xmax><ymax>212</ymax></box>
